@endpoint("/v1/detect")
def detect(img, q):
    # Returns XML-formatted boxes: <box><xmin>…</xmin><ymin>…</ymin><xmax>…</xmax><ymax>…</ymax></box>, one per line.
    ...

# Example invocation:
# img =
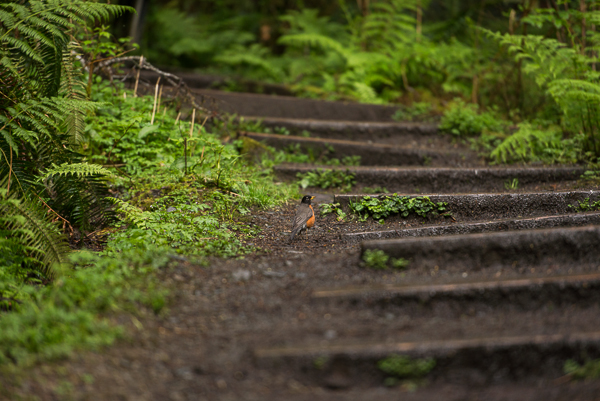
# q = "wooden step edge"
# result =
<box><xmin>254</xmin><ymin>330</ymin><xmax>600</xmax><ymax>359</ymax></box>
<box><xmin>311</xmin><ymin>272</ymin><xmax>600</xmax><ymax>300</ymax></box>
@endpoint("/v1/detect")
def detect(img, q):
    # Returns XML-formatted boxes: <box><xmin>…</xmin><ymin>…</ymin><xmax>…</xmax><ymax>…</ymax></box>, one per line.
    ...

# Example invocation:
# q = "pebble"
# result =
<box><xmin>263</xmin><ymin>270</ymin><xmax>286</xmax><ymax>278</ymax></box>
<box><xmin>167</xmin><ymin>206</ymin><xmax>177</xmax><ymax>212</ymax></box>
<box><xmin>232</xmin><ymin>269</ymin><xmax>251</xmax><ymax>282</ymax></box>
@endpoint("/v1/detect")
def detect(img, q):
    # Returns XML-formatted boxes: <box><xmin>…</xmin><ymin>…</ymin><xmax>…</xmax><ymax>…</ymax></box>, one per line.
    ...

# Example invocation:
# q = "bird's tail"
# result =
<box><xmin>289</xmin><ymin>227</ymin><xmax>301</xmax><ymax>242</ymax></box>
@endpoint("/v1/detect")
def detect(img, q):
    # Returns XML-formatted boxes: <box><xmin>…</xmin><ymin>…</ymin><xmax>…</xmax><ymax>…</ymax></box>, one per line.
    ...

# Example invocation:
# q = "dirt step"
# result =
<box><xmin>243</xmin><ymin>132</ymin><xmax>478</xmax><ymax>167</ymax></box>
<box><xmin>252</xmin><ymin>117</ymin><xmax>438</xmax><ymax>143</ymax></box>
<box><xmin>276</xmin><ymin>165</ymin><xmax>586</xmax><ymax>193</ymax></box>
<box><xmin>194</xmin><ymin>89</ymin><xmax>400</xmax><ymax>121</ymax></box>
<box><xmin>344</xmin><ymin>212</ymin><xmax>600</xmax><ymax>242</ymax></box>
<box><xmin>254</xmin><ymin>320</ymin><xmax>600</xmax><ymax>388</ymax></box>
<box><xmin>361</xmin><ymin>225</ymin><xmax>600</xmax><ymax>273</ymax></box>
<box><xmin>334</xmin><ymin>191</ymin><xmax>600</xmax><ymax>221</ymax></box>
<box><xmin>312</xmin><ymin>272</ymin><xmax>600</xmax><ymax>308</ymax></box>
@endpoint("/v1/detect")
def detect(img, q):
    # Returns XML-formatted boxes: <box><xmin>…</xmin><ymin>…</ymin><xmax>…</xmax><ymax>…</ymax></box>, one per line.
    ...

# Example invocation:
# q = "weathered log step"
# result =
<box><xmin>312</xmin><ymin>272</ymin><xmax>600</xmax><ymax>307</ymax></box>
<box><xmin>344</xmin><ymin>211</ymin><xmax>600</xmax><ymax>242</ymax></box>
<box><xmin>276</xmin><ymin>165</ymin><xmax>586</xmax><ymax>193</ymax></box>
<box><xmin>361</xmin><ymin>225</ymin><xmax>600</xmax><ymax>272</ymax></box>
<box><xmin>243</xmin><ymin>131</ymin><xmax>477</xmax><ymax>167</ymax></box>
<box><xmin>194</xmin><ymin>90</ymin><xmax>401</xmax><ymax>122</ymax></box>
<box><xmin>252</xmin><ymin>117</ymin><xmax>438</xmax><ymax>142</ymax></box>
<box><xmin>254</xmin><ymin>323</ymin><xmax>600</xmax><ymax>387</ymax></box>
<box><xmin>334</xmin><ymin>191</ymin><xmax>600</xmax><ymax>222</ymax></box>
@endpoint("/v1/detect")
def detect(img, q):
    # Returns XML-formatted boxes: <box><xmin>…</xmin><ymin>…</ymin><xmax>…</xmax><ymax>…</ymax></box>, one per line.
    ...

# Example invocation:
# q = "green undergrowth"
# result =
<box><xmin>297</xmin><ymin>169</ymin><xmax>356</xmax><ymax>192</ymax></box>
<box><xmin>564</xmin><ymin>359</ymin><xmax>600</xmax><ymax>380</ymax></box>
<box><xmin>362</xmin><ymin>249</ymin><xmax>409</xmax><ymax>270</ymax></box>
<box><xmin>0</xmin><ymin>80</ymin><xmax>298</xmax><ymax>369</ymax></box>
<box><xmin>349</xmin><ymin>194</ymin><xmax>449</xmax><ymax>223</ymax></box>
<box><xmin>0</xmin><ymin>248</ymin><xmax>171</xmax><ymax>367</ymax></box>
<box><xmin>377</xmin><ymin>354</ymin><xmax>436</xmax><ymax>388</ymax></box>
<box><xmin>392</xmin><ymin>102</ymin><xmax>439</xmax><ymax>123</ymax></box>
<box><xmin>320</xmin><ymin>202</ymin><xmax>347</xmax><ymax>221</ymax></box>
<box><xmin>568</xmin><ymin>197</ymin><xmax>600</xmax><ymax>212</ymax></box>
<box><xmin>87</xmin><ymin>80</ymin><xmax>297</xmax><ymax>258</ymax></box>
<box><xmin>273</xmin><ymin>143</ymin><xmax>361</xmax><ymax>167</ymax></box>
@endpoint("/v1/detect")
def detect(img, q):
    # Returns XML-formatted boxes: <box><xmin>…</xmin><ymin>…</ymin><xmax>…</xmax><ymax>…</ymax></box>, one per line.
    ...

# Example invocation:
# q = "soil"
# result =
<box><xmin>4</xmin><ymin>83</ymin><xmax>600</xmax><ymax>400</ymax></box>
<box><xmin>4</xmin><ymin>199</ymin><xmax>600</xmax><ymax>400</ymax></box>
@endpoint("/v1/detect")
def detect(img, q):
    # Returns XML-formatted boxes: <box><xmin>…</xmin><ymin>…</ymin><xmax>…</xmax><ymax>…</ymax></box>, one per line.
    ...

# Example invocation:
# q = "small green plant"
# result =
<box><xmin>439</xmin><ymin>99</ymin><xmax>505</xmax><ymax>137</ymax></box>
<box><xmin>320</xmin><ymin>203</ymin><xmax>347</xmax><ymax>221</ymax></box>
<box><xmin>580</xmin><ymin>170</ymin><xmax>600</xmax><ymax>184</ymax></box>
<box><xmin>378</xmin><ymin>355</ymin><xmax>436</xmax><ymax>387</ymax></box>
<box><xmin>491</xmin><ymin>123</ymin><xmax>579</xmax><ymax>164</ymax></box>
<box><xmin>362</xmin><ymin>249</ymin><xmax>409</xmax><ymax>270</ymax></box>
<box><xmin>392</xmin><ymin>102</ymin><xmax>435</xmax><ymax>122</ymax></box>
<box><xmin>325</xmin><ymin>155</ymin><xmax>361</xmax><ymax>167</ymax></box>
<box><xmin>0</xmin><ymin>248</ymin><xmax>171</xmax><ymax>367</ymax></box>
<box><xmin>349</xmin><ymin>195</ymin><xmax>448</xmax><ymax>222</ymax></box>
<box><xmin>298</xmin><ymin>169</ymin><xmax>356</xmax><ymax>192</ymax></box>
<box><xmin>568</xmin><ymin>197</ymin><xmax>600</xmax><ymax>212</ymax></box>
<box><xmin>362</xmin><ymin>186</ymin><xmax>389</xmax><ymax>194</ymax></box>
<box><xmin>313</xmin><ymin>356</ymin><xmax>328</xmax><ymax>370</ymax></box>
<box><xmin>504</xmin><ymin>178</ymin><xmax>519</xmax><ymax>190</ymax></box>
<box><xmin>564</xmin><ymin>359</ymin><xmax>600</xmax><ymax>380</ymax></box>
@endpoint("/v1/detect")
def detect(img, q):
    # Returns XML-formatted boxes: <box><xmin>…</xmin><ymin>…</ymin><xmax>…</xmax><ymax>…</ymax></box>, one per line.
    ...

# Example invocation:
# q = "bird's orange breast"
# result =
<box><xmin>306</xmin><ymin>205</ymin><xmax>315</xmax><ymax>227</ymax></box>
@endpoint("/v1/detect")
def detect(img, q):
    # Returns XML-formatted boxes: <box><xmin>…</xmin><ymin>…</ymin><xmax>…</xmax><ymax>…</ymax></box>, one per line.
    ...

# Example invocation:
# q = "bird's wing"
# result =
<box><xmin>291</xmin><ymin>204</ymin><xmax>313</xmax><ymax>233</ymax></box>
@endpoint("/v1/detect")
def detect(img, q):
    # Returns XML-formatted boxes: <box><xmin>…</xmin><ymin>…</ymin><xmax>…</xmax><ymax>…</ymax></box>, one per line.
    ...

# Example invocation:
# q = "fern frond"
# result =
<box><xmin>0</xmin><ymin>190</ymin><xmax>71</xmax><ymax>280</ymax></box>
<box><xmin>40</xmin><ymin>162</ymin><xmax>113</xmax><ymax>181</ymax></box>
<box><xmin>278</xmin><ymin>33</ymin><xmax>349</xmax><ymax>59</ymax></box>
<box><xmin>491</xmin><ymin>123</ymin><xmax>563</xmax><ymax>163</ymax></box>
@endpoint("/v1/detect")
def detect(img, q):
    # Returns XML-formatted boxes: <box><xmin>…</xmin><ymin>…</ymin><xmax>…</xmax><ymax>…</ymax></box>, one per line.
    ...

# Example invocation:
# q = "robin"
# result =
<box><xmin>289</xmin><ymin>195</ymin><xmax>315</xmax><ymax>242</ymax></box>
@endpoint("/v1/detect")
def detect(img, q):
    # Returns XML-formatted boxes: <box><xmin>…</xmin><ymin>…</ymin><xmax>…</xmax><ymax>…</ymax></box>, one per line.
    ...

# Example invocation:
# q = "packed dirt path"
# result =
<box><xmin>6</xmin><ymin>86</ymin><xmax>600</xmax><ymax>400</ymax></box>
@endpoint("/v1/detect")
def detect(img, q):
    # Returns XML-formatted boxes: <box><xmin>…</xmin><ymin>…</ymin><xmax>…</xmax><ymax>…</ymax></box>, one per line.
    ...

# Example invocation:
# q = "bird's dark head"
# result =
<box><xmin>301</xmin><ymin>195</ymin><xmax>315</xmax><ymax>204</ymax></box>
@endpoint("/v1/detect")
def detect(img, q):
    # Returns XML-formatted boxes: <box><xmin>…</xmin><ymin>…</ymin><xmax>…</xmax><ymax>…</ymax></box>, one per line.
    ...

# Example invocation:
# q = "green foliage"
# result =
<box><xmin>269</xmin><ymin>142</ymin><xmax>361</xmax><ymax>167</ymax></box>
<box><xmin>85</xmin><ymin>83</ymin><xmax>295</xmax><ymax>256</ymax></box>
<box><xmin>0</xmin><ymin>0</ymin><xmax>133</xmax><ymax>280</ymax></box>
<box><xmin>491</xmin><ymin>123</ymin><xmax>580</xmax><ymax>164</ymax></box>
<box><xmin>0</xmin><ymin>190</ymin><xmax>70</xmax><ymax>282</ymax></box>
<box><xmin>568</xmin><ymin>197</ymin><xmax>600</xmax><ymax>212</ymax></box>
<box><xmin>0</xmin><ymin>248</ymin><xmax>171</xmax><ymax>366</ymax></box>
<box><xmin>440</xmin><ymin>99</ymin><xmax>506</xmax><ymax>137</ymax></box>
<box><xmin>486</xmin><ymin>5</ymin><xmax>600</xmax><ymax>160</ymax></box>
<box><xmin>564</xmin><ymin>359</ymin><xmax>600</xmax><ymax>380</ymax></box>
<box><xmin>326</xmin><ymin>156</ymin><xmax>362</xmax><ymax>167</ymax></box>
<box><xmin>504</xmin><ymin>178</ymin><xmax>519</xmax><ymax>190</ymax></box>
<box><xmin>297</xmin><ymin>169</ymin><xmax>356</xmax><ymax>192</ymax></box>
<box><xmin>106</xmin><ymin>189</ymin><xmax>247</xmax><ymax>258</ymax></box>
<box><xmin>378</xmin><ymin>354</ymin><xmax>436</xmax><ymax>379</ymax></box>
<box><xmin>362</xmin><ymin>249</ymin><xmax>410</xmax><ymax>270</ymax></box>
<box><xmin>392</xmin><ymin>102</ymin><xmax>436</xmax><ymax>122</ymax></box>
<box><xmin>319</xmin><ymin>202</ymin><xmax>346</xmax><ymax>221</ymax></box>
<box><xmin>362</xmin><ymin>186</ymin><xmax>389</xmax><ymax>194</ymax></box>
<box><xmin>349</xmin><ymin>194</ymin><xmax>448</xmax><ymax>222</ymax></box>
<box><xmin>580</xmin><ymin>170</ymin><xmax>600</xmax><ymax>184</ymax></box>
<box><xmin>145</xmin><ymin>6</ymin><xmax>280</xmax><ymax>80</ymax></box>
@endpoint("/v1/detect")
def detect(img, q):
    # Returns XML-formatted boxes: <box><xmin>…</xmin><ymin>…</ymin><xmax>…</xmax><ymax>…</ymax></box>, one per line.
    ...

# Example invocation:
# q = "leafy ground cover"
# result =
<box><xmin>0</xmin><ymin>76</ymin><xmax>299</xmax><ymax>368</ymax></box>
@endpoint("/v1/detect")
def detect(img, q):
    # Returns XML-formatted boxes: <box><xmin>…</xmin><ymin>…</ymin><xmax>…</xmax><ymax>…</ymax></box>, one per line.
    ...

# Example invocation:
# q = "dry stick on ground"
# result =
<box><xmin>98</xmin><ymin>55</ymin><xmax>217</xmax><ymax>117</ymax></box>
<box><xmin>151</xmin><ymin>77</ymin><xmax>161</xmax><ymax>124</ymax></box>
<box><xmin>133</xmin><ymin>55</ymin><xmax>143</xmax><ymax>97</ymax></box>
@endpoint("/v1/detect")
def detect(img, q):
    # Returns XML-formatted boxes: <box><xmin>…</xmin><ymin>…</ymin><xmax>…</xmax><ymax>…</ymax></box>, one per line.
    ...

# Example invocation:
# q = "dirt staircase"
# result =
<box><xmin>205</xmin><ymin>90</ymin><xmax>600</xmax><ymax>398</ymax></box>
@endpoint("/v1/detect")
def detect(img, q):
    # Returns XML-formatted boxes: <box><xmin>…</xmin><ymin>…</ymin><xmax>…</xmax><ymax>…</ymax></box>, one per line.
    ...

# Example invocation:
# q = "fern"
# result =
<box><xmin>0</xmin><ymin>0</ymin><xmax>133</xmax><ymax>280</ymax></box>
<box><xmin>491</xmin><ymin>123</ymin><xmax>578</xmax><ymax>164</ymax></box>
<box><xmin>486</xmin><ymin>4</ymin><xmax>600</xmax><ymax>159</ymax></box>
<box><xmin>0</xmin><ymin>189</ymin><xmax>70</xmax><ymax>281</ymax></box>
<box><xmin>40</xmin><ymin>162</ymin><xmax>113</xmax><ymax>181</ymax></box>
<box><xmin>214</xmin><ymin>44</ymin><xmax>283</xmax><ymax>80</ymax></box>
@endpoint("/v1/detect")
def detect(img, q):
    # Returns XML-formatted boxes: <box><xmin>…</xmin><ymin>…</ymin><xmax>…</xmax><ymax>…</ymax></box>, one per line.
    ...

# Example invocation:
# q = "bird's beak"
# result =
<box><xmin>310</xmin><ymin>196</ymin><xmax>315</xmax><ymax>200</ymax></box>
